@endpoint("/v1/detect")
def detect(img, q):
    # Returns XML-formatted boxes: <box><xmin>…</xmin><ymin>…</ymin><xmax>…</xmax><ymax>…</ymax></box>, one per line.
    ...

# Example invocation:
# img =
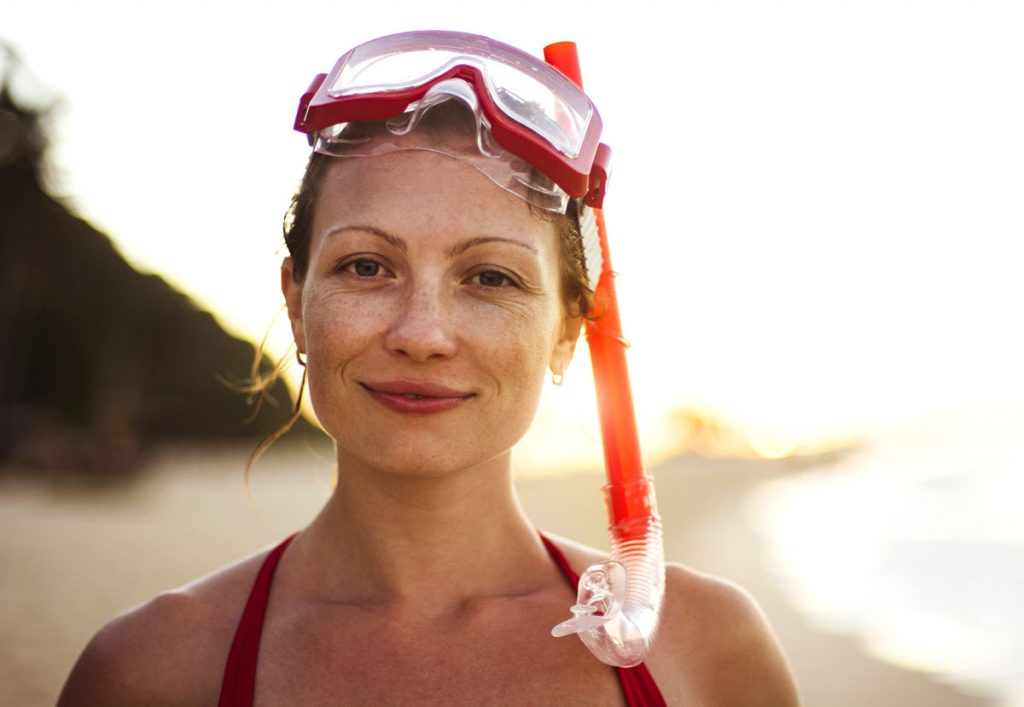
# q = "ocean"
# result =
<box><xmin>750</xmin><ymin>410</ymin><xmax>1024</xmax><ymax>706</ymax></box>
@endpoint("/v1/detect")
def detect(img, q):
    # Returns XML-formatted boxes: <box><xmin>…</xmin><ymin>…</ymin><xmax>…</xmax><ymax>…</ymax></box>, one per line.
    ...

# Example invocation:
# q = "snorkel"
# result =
<box><xmin>544</xmin><ymin>42</ymin><xmax>666</xmax><ymax>668</ymax></box>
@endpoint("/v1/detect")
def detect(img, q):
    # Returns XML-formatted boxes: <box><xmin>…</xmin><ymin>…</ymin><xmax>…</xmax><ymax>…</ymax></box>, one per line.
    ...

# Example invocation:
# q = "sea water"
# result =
<box><xmin>750</xmin><ymin>410</ymin><xmax>1024</xmax><ymax>706</ymax></box>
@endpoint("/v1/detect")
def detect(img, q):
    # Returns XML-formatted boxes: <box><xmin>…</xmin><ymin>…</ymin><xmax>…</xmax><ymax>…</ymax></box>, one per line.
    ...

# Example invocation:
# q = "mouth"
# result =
<box><xmin>360</xmin><ymin>381</ymin><xmax>476</xmax><ymax>414</ymax></box>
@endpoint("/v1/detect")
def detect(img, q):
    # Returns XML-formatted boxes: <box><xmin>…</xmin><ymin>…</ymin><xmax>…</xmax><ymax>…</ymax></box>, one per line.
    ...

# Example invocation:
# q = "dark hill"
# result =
<box><xmin>0</xmin><ymin>45</ymin><xmax>321</xmax><ymax>478</ymax></box>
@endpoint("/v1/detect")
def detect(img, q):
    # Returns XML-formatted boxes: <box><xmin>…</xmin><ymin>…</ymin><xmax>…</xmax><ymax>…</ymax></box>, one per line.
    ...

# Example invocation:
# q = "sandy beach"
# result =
<box><xmin>0</xmin><ymin>444</ymin><xmax>995</xmax><ymax>706</ymax></box>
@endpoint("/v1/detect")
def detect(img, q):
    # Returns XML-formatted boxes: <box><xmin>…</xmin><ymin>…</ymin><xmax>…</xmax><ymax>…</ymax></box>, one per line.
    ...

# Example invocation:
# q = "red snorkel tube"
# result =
<box><xmin>545</xmin><ymin>43</ymin><xmax>665</xmax><ymax>668</ymax></box>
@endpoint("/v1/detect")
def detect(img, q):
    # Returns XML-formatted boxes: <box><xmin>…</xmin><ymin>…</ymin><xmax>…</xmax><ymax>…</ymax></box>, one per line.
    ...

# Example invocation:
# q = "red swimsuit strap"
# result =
<box><xmin>219</xmin><ymin>532</ymin><xmax>666</xmax><ymax>707</ymax></box>
<box><xmin>218</xmin><ymin>533</ymin><xmax>297</xmax><ymax>707</ymax></box>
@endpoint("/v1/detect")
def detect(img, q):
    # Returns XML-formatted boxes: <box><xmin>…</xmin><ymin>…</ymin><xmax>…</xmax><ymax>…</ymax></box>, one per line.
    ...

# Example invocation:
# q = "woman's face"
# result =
<box><xmin>283</xmin><ymin>149</ymin><xmax>580</xmax><ymax>478</ymax></box>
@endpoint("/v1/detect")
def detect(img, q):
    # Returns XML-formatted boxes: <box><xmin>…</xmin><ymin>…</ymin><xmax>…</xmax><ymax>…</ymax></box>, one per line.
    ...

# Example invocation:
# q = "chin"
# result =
<box><xmin>337</xmin><ymin>436</ymin><xmax>514</xmax><ymax>479</ymax></box>
<box><xmin>324</xmin><ymin>418</ymin><xmax>522</xmax><ymax>479</ymax></box>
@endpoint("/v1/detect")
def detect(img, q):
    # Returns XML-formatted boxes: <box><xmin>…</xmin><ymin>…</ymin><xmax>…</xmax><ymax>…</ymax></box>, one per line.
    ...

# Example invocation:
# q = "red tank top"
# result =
<box><xmin>219</xmin><ymin>533</ymin><xmax>666</xmax><ymax>707</ymax></box>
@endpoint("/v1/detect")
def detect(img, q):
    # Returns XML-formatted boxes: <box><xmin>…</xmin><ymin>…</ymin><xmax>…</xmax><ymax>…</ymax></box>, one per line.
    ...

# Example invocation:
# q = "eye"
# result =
<box><xmin>473</xmin><ymin>270</ymin><xmax>515</xmax><ymax>288</ymax></box>
<box><xmin>340</xmin><ymin>258</ymin><xmax>386</xmax><ymax>278</ymax></box>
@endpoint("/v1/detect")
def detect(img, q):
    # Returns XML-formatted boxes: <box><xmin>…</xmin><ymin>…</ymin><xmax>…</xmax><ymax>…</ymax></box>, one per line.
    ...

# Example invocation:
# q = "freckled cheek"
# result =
<box><xmin>299</xmin><ymin>290</ymin><xmax>392</xmax><ymax>434</ymax></box>
<box><xmin>476</xmin><ymin>318</ymin><xmax>555</xmax><ymax>397</ymax></box>
<box><xmin>301</xmin><ymin>288</ymin><xmax>394</xmax><ymax>368</ymax></box>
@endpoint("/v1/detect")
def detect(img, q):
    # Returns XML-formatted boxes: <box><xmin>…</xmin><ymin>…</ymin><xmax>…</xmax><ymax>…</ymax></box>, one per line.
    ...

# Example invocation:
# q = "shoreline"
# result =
<box><xmin>518</xmin><ymin>451</ymin><xmax>996</xmax><ymax>707</ymax></box>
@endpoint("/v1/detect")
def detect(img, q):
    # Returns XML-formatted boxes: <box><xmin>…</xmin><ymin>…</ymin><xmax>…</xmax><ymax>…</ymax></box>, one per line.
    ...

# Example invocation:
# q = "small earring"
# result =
<box><xmin>296</xmin><ymin>350</ymin><xmax>306</xmax><ymax>367</ymax></box>
<box><xmin>551</xmin><ymin>371</ymin><xmax>564</xmax><ymax>386</ymax></box>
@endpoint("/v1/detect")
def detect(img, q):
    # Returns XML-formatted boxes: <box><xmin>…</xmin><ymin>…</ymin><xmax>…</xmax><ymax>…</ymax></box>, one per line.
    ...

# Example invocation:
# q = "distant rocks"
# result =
<box><xmin>0</xmin><ymin>44</ymin><xmax>319</xmax><ymax>478</ymax></box>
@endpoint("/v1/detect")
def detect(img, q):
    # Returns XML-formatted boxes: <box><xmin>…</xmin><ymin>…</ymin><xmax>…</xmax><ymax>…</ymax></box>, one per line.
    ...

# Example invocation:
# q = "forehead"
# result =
<box><xmin>312</xmin><ymin>150</ymin><xmax>557</xmax><ymax>251</ymax></box>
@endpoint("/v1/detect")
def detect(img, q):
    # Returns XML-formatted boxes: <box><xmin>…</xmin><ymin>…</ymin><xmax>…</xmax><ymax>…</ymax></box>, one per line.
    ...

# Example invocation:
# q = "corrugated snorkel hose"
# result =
<box><xmin>544</xmin><ymin>41</ymin><xmax>665</xmax><ymax>668</ymax></box>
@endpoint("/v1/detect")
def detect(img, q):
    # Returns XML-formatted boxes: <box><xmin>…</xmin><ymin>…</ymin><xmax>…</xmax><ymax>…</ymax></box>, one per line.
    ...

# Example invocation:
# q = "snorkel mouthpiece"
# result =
<box><xmin>552</xmin><ymin>485</ymin><xmax>665</xmax><ymax>667</ymax></box>
<box><xmin>544</xmin><ymin>41</ymin><xmax>666</xmax><ymax>669</ymax></box>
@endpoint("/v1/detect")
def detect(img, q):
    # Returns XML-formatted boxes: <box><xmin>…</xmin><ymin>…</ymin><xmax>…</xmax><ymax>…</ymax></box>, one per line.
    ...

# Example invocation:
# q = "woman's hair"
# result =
<box><xmin>245</xmin><ymin>116</ymin><xmax>597</xmax><ymax>476</ymax></box>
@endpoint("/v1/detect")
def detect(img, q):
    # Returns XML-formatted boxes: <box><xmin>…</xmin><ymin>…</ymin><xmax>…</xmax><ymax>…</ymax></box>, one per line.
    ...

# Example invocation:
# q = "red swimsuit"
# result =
<box><xmin>219</xmin><ymin>533</ymin><xmax>667</xmax><ymax>706</ymax></box>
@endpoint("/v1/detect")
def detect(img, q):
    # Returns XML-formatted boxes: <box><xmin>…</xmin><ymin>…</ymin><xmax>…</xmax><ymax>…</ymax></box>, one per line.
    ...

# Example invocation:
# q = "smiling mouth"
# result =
<box><xmin>360</xmin><ymin>382</ymin><xmax>475</xmax><ymax>414</ymax></box>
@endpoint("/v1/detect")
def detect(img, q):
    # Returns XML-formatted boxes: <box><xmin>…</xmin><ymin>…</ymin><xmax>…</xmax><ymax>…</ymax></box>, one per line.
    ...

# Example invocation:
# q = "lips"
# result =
<box><xmin>360</xmin><ymin>380</ymin><xmax>475</xmax><ymax>414</ymax></box>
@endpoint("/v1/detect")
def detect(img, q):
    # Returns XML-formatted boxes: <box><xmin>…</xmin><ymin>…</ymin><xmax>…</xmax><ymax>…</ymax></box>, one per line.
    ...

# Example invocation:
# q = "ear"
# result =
<box><xmin>281</xmin><ymin>257</ymin><xmax>306</xmax><ymax>355</ymax></box>
<box><xmin>549</xmin><ymin>313</ymin><xmax>584</xmax><ymax>379</ymax></box>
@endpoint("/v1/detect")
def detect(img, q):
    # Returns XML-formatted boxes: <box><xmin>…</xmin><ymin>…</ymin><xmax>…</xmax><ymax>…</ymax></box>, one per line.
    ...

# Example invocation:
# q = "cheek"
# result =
<box><xmin>299</xmin><ymin>285</ymin><xmax>392</xmax><ymax>424</ymax></box>
<box><xmin>476</xmin><ymin>300</ymin><xmax>561</xmax><ymax>397</ymax></box>
<box><xmin>302</xmin><ymin>286</ymin><xmax>381</xmax><ymax>357</ymax></box>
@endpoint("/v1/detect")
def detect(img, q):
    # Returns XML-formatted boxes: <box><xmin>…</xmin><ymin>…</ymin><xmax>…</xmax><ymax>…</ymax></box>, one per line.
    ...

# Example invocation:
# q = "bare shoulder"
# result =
<box><xmin>541</xmin><ymin>534</ymin><xmax>799</xmax><ymax>706</ymax></box>
<box><xmin>650</xmin><ymin>562</ymin><xmax>799</xmax><ymax>705</ymax></box>
<box><xmin>57</xmin><ymin>546</ymin><xmax>273</xmax><ymax>707</ymax></box>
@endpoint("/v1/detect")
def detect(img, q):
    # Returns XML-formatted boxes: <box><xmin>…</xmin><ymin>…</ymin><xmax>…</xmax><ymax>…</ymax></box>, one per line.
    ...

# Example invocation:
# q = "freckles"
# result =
<box><xmin>484</xmin><ymin>319</ymin><xmax>555</xmax><ymax>391</ymax></box>
<box><xmin>302</xmin><ymin>289</ymin><xmax>388</xmax><ymax>379</ymax></box>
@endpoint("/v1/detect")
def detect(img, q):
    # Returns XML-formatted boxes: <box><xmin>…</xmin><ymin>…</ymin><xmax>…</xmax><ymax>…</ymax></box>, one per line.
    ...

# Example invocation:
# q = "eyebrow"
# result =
<box><xmin>325</xmin><ymin>227</ymin><xmax>537</xmax><ymax>258</ymax></box>
<box><xmin>324</xmin><ymin>225</ymin><xmax>407</xmax><ymax>251</ymax></box>
<box><xmin>445</xmin><ymin>236</ymin><xmax>538</xmax><ymax>258</ymax></box>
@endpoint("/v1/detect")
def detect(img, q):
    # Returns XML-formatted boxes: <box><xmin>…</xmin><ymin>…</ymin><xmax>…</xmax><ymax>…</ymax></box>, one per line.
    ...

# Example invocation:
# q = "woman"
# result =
<box><xmin>59</xmin><ymin>31</ymin><xmax>798</xmax><ymax>706</ymax></box>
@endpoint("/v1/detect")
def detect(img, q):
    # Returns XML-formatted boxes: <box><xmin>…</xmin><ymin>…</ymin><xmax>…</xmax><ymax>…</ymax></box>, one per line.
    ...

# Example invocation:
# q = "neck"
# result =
<box><xmin>295</xmin><ymin>448</ymin><xmax>554</xmax><ymax>610</ymax></box>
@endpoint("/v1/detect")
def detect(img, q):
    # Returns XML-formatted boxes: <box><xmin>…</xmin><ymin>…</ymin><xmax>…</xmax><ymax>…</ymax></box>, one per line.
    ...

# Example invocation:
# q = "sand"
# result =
<box><xmin>0</xmin><ymin>444</ymin><xmax>996</xmax><ymax>706</ymax></box>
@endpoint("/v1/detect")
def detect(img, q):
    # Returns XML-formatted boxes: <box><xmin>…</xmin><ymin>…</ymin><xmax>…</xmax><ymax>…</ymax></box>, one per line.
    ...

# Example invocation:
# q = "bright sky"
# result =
<box><xmin>6</xmin><ymin>1</ymin><xmax>1023</xmax><ymax>468</ymax></box>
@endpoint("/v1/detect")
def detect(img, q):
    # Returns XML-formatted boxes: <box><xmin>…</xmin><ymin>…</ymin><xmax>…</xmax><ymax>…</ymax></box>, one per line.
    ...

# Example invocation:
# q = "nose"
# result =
<box><xmin>383</xmin><ymin>279</ymin><xmax>458</xmax><ymax>362</ymax></box>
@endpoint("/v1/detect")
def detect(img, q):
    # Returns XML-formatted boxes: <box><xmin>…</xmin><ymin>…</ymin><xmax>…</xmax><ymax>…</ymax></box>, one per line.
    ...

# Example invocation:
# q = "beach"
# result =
<box><xmin>0</xmin><ymin>444</ymin><xmax>995</xmax><ymax>706</ymax></box>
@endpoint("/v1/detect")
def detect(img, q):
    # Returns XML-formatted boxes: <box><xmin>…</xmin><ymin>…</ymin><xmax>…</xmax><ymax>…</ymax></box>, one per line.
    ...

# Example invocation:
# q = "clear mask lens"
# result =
<box><xmin>327</xmin><ymin>32</ymin><xmax>593</xmax><ymax>159</ymax></box>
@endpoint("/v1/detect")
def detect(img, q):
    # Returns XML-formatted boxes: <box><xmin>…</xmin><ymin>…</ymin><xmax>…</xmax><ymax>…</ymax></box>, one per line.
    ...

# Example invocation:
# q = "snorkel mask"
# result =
<box><xmin>294</xmin><ymin>31</ymin><xmax>664</xmax><ymax>669</ymax></box>
<box><xmin>296</xmin><ymin>31</ymin><xmax>609</xmax><ymax>206</ymax></box>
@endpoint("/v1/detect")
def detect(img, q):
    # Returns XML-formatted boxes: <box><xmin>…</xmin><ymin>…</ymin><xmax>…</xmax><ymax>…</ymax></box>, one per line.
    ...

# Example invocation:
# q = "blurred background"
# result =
<box><xmin>2</xmin><ymin>1</ymin><xmax>1021</xmax><ymax>705</ymax></box>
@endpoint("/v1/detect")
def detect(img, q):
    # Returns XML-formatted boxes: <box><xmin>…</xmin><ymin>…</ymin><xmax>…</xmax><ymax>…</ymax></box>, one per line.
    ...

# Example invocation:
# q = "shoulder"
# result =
<box><xmin>57</xmin><ymin>546</ymin><xmax>272</xmax><ymax>707</ymax></box>
<box><xmin>652</xmin><ymin>562</ymin><xmax>799</xmax><ymax>705</ymax></box>
<box><xmin>541</xmin><ymin>534</ymin><xmax>799</xmax><ymax>706</ymax></box>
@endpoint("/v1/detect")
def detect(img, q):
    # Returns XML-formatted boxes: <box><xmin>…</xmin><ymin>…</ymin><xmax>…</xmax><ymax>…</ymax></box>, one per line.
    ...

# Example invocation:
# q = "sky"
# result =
<box><xmin>5</xmin><ymin>0</ymin><xmax>1023</xmax><ymax>467</ymax></box>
